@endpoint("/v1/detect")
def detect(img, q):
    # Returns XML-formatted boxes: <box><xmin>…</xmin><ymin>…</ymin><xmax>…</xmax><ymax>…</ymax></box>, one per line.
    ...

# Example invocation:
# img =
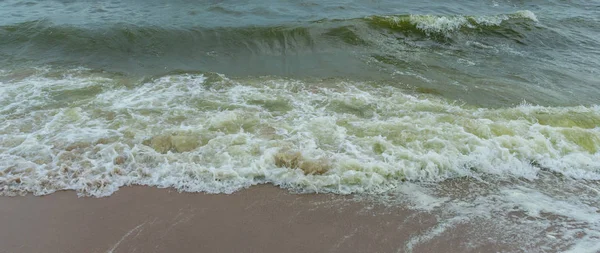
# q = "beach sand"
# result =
<box><xmin>0</xmin><ymin>185</ymin><xmax>511</xmax><ymax>253</ymax></box>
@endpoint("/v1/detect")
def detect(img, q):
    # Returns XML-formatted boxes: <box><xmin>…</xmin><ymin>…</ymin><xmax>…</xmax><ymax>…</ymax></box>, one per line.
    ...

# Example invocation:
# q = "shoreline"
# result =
<box><xmin>0</xmin><ymin>184</ymin><xmax>514</xmax><ymax>253</ymax></box>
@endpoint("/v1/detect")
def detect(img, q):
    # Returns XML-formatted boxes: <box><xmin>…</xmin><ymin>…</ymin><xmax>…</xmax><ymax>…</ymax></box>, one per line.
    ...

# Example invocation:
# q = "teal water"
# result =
<box><xmin>1</xmin><ymin>0</ymin><xmax>599</xmax><ymax>106</ymax></box>
<box><xmin>1</xmin><ymin>1</ymin><xmax>600</xmax><ymax>251</ymax></box>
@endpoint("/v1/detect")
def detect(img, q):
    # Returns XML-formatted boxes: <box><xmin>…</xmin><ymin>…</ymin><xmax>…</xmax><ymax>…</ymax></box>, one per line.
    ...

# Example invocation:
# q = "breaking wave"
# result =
<box><xmin>1</xmin><ymin>68</ymin><xmax>598</xmax><ymax>197</ymax></box>
<box><xmin>0</xmin><ymin>11</ymin><xmax>539</xmax><ymax>67</ymax></box>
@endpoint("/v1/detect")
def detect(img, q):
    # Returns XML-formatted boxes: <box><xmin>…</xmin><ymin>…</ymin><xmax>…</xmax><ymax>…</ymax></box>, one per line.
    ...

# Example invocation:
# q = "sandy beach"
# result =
<box><xmin>0</xmin><ymin>185</ymin><xmax>516</xmax><ymax>253</ymax></box>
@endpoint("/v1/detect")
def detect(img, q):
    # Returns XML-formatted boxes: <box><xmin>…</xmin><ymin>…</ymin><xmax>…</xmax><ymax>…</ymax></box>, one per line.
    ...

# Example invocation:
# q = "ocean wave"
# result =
<box><xmin>1</xmin><ymin>68</ymin><xmax>598</xmax><ymax>197</ymax></box>
<box><xmin>0</xmin><ymin>11</ymin><xmax>539</xmax><ymax>63</ymax></box>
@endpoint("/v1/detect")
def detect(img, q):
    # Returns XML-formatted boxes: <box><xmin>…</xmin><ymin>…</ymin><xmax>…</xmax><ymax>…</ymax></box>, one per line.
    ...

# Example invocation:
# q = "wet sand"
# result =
<box><xmin>0</xmin><ymin>185</ymin><xmax>508</xmax><ymax>253</ymax></box>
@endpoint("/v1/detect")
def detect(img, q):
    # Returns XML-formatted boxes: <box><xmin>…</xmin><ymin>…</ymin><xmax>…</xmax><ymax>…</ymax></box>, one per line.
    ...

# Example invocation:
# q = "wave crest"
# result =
<box><xmin>366</xmin><ymin>10</ymin><xmax>538</xmax><ymax>36</ymax></box>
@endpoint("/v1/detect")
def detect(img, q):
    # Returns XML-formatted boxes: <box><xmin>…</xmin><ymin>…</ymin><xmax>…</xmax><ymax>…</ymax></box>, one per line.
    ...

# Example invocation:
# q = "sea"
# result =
<box><xmin>1</xmin><ymin>0</ymin><xmax>599</xmax><ymax>251</ymax></box>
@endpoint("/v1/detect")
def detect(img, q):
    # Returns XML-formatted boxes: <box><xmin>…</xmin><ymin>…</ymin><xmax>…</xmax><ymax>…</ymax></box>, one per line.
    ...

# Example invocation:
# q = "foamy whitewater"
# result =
<box><xmin>1</xmin><ymin>68</ymin><xmax>599</xmax><ymax>196</ymax></box>
<box><xmin>1</xmin><ymin>0</ymin><xmax>600</xmax><ymax>251</ymax></box>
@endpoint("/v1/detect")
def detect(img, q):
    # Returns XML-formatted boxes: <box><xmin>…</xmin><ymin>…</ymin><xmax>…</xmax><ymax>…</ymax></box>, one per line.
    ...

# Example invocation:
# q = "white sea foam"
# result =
<box><xmin>377</xmin><ymin>176</ymin><xmax>600</xmax><ymax>252</ymax></box>
<box><xmin>1</xmin><ymin>69</ymin><xmax>599</xmax><ymax>197</ymax></box>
